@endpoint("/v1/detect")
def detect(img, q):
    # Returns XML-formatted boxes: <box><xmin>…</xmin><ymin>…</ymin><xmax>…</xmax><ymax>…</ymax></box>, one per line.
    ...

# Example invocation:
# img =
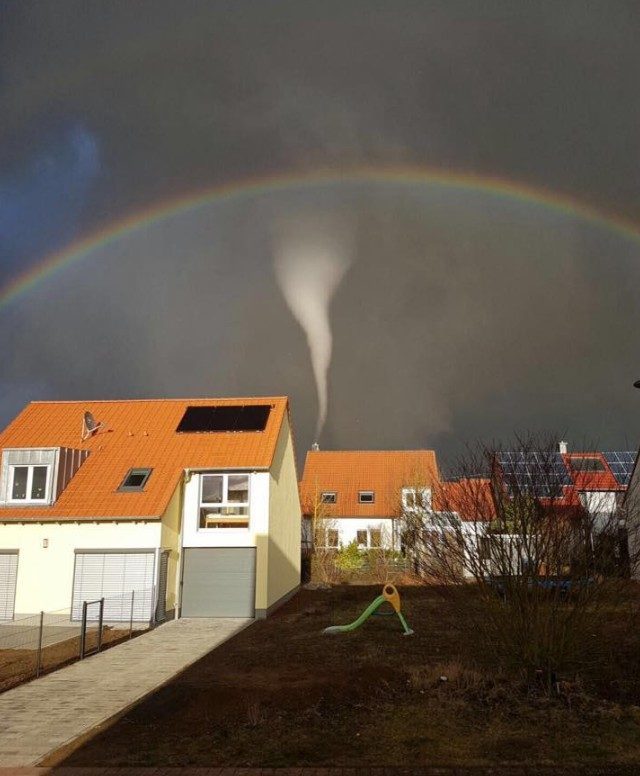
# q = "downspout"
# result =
<box><xmin>174</xmin><ymin>469</ymin><xmax>192</xmax><ymax>619</ymax></box>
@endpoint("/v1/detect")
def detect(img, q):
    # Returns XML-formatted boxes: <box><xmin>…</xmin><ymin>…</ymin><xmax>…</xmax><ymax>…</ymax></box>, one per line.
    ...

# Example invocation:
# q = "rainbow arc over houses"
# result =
<box><xmin>2</xmin><ymin>165</ymin><xmax>640</xmax><ymax>312</ymax></box>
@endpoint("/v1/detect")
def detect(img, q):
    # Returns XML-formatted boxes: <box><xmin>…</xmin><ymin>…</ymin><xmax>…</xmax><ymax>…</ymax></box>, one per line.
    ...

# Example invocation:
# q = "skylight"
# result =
<box><xmin>118</xmin><ymin>468</ymin><xmax>152</xmax><ymax>491</ymax></box>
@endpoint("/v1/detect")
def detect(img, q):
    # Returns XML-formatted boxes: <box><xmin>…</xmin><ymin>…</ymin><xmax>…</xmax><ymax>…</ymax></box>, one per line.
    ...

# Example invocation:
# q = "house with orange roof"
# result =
<box><xmin>299</xmin><ymin>449</ymin><xmax>439</xmax><ymax>550</ymax></box>
<box><xmin>0</xmin><ymin>397</ymin><xmax>301</xmax><ymax>621</ymax></box>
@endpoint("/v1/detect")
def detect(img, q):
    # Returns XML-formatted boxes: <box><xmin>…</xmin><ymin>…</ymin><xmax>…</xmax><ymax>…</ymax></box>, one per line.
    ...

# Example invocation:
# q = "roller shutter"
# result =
<box><xmin>0</xmin><ymin>552</ymin><xmax>18</xmax><ymax>620</ymax></box>
<box><xmin>181</xmin><ymin>547</ymin><xmax>255</xmax><ymax>617</ymax></box>
<box><xmin>72</xmin><ymin>551</ymin><xmax>156</xmax><ymax>621</ymax></box>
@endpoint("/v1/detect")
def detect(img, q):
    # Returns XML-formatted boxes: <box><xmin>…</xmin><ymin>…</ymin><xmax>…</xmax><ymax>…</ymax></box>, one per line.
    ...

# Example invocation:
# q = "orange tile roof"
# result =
<box><xmin>435</xmin><ymin>478</ymin><xmax>496</xmax><ymax>521</ymax></box>
<box><xmin>300</xmin><ymin>450</ymin><xmax>438</xmax><ymax>518</ymax></box>
<box><xmin>0</xmin><ymin>397</ymin><xmax>289</xmax><ymax>521</ymax></box>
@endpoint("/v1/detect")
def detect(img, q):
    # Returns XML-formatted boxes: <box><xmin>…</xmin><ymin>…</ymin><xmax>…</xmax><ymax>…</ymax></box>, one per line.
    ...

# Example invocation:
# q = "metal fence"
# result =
<box><xmin>0</xmin><ymin>587</ymin><xmax>155</xmax><ymax>693</ymax></box>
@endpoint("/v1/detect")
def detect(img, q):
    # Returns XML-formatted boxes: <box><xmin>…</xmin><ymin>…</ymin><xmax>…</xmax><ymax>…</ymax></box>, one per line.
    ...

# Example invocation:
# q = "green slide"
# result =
<box><xmin>323</xmin><ymin>595</ymin><xmax>414</xmax><ymax>636</ymax></box>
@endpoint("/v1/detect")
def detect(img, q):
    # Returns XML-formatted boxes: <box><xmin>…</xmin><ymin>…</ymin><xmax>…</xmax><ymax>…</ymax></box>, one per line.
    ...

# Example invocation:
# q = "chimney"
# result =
<box><xmin>558</xmin><ymin>440</ymin><xmax>568</xmax><ymax>454</ymax></box>
<box><xmin>311</xmin><ymin>442</ymin><xmax>320</xmax><ymax>451</ymax></box>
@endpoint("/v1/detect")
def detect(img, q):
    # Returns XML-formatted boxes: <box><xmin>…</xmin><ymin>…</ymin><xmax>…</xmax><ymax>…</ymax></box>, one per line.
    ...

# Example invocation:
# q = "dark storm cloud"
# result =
<box><xmin>0</xmin><ymin>125</ymin><xmax>100</xmax><ymax>283</ymax></box>
<box><xmin>3</xmin><ymin>2</ymin><xmax>640</xmax><ymax>219</ymax></box>
<box><xmin>2</xmin><ymin>1</ymin><xmax>640</xmax><ymax>460</ymax></box>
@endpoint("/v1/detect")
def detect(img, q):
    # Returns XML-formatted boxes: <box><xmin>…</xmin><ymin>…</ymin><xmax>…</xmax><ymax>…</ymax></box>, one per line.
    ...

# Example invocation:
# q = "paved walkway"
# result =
<box><xmin>0</xmin><ymin>617</ymin><xmax>252</xmax><ymax>767</ymax></box>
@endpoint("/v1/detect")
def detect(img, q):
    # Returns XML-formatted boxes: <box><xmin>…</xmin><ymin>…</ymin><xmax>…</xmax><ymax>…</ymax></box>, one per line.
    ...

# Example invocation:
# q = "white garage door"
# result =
<box><xmin>72</xmin><ymin>551</ymin><xmax>156</xmax><ymax>621</ymax></box>
<box><xmin>0</xmin><ymin>552</ymin><xmax>18</xmax><ymax>621</ymax></box>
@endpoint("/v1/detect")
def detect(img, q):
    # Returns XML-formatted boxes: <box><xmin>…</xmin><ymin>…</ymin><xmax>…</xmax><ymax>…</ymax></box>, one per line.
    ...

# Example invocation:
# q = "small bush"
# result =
<box><xmin>335</xmin><ymin>541</ymin><xmax>365</xmax><ymax>573</ymax></box>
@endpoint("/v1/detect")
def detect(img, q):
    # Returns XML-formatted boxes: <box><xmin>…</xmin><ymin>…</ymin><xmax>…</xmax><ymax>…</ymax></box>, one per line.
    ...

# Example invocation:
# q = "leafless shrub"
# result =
<box><xmin>302</xmin><ymin>485</ymin><xmax>341</xmax><ymax>585</ymax></box>
<box><xmin>399</xmin><ymin>434</ymin><xmax>640</xmax><ymax>688</ymax></box>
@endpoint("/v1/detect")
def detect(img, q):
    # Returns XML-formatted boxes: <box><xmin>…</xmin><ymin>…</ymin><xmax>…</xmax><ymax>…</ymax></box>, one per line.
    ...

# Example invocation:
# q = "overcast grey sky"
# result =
<box><xmin>2</xmin><ymin>1</ymin><xmax>640</xmax><ymax>464</ymax></box>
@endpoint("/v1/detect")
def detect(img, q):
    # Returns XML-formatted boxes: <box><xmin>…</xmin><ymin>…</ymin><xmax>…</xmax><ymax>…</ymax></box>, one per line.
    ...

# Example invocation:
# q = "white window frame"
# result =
<box><xmin>199</xmin><ymin>472</ymin><xmax>250</xmax><ymax>530</ymax></box>
<box><xmin>358</xmin><ymin>490</ymin><xmax>375</xmax><ymax>504</ymax></box>
<box><xmin>8</xmin><ymin>464</ymin><xmax>51</xmax><ymax>504</ymax></box>
<box><xmin>325</xmin><ymin>528</ymin><xmax>339</xmax><ymax>548</ymax></box>
<box><xmin>369</xmin><ymin>527</ymin><xmax>382</xmax><ymax>548</ymax></box>
<box><xmin>321</xmin><ymin>491</ymin><xmax>337</xmax><ymax>504</ymax></box>
<box><xmin>402</xmin><ymin>486</ymin><xmax>432</xmax><ymax>510</ymax></box>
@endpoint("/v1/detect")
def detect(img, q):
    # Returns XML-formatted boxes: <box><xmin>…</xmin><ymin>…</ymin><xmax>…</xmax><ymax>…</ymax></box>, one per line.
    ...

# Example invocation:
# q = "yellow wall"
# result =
<box><xmin>159</xmin><ymin>483</ymin><xmax>183</xmax><ymax>614</ymax></box>
<box><xmin>0</xmin><ymin>521</ymin><xmax>161</xmax><ymax>615</ymax></box>
<box><xmin>267</xmin><ymin>414</ymin><xmax>301</xmax><ymax>610</ymax></box>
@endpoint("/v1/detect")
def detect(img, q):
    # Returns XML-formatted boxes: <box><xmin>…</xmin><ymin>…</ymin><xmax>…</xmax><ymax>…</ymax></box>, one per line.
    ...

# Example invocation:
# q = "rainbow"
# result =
<box><xmin>2</xmin><ymin>165</ymin><xmax>640</xmax><ymax>312</ymax></box>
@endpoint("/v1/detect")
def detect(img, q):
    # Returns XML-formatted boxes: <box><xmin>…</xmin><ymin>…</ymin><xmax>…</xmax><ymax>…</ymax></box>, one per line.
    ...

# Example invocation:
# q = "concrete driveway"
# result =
<box><xmin>0</xmin><ymin>617</ymin><xmax>252</xmax><ymax>767</ymax></box>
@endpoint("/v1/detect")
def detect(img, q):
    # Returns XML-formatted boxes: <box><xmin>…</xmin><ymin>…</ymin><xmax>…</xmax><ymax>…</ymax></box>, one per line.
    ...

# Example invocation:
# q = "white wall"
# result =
<box><xmin>0</xmin><ymin>521</ymin><xmax>161</xmax><ymax>616</ymax></box>
<box><xmin>181</xmin><ymin>471</ymin><xmax>269</xmax><ymax>548</ymax></box>
<box><xmin>332</xmin><ymin>518</ymin><xmax>396</xmax><ymax>549</ymax></box>
<box><xmin>181</xmin><ymin>470</ymin><xmax>270</xmax><ymax>611</ymax></box>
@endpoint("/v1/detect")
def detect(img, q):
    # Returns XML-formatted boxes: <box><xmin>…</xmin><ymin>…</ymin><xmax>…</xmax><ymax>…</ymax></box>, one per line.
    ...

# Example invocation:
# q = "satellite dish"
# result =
<box><xmin>82</xmin><ymin>411</ymin><xmax>103</xmax><ymax>440</ymax></box>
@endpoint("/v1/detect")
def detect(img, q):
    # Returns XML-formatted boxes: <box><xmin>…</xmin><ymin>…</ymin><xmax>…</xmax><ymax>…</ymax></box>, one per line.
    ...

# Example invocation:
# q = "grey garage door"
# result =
<box><xmin>181</xmin><ymin>548</ymin><xmax>255</xmax><ymax>617</ymax></box>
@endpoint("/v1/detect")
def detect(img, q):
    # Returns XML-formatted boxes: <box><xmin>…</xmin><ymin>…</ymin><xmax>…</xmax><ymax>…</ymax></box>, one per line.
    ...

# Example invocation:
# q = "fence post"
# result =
<box><xmin>97</xmin><ymin>597</ymin><xmax>104</xmax><ymax>652</ymax></box>
<box><xmin>149</xmin><ymin>585</ymin><xmax>156</xmax><ymax>630</ymax></box>
<box><xmin>35</xmin><ymin>611</ymin><xmax>44</xmax><ymax>678</ymax></box>
<box><xmin>129</xmin><ymin>590</ymin><xmax>134</xmax><ymax>639</ymax></box>
<box><xmin>79</xmin><ymin>601</ymin><xmax>88</xmax><ymax>659</ymax></box>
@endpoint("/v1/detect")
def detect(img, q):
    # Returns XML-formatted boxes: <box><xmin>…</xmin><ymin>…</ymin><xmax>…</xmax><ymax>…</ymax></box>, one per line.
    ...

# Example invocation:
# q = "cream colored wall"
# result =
<box><xmin>159</xmin><ymin>483</ymin><xmax>183</xmax><ymax>614</ymax></box>
<box><xmin>267</xmin><ymin>415</ymin><xmax>301</xmax><ymax>610</ymax></box>
<box><xmin>0</xmin><ymin>521</ymin><xmax>161</xmax><ymax>616</ymax></box>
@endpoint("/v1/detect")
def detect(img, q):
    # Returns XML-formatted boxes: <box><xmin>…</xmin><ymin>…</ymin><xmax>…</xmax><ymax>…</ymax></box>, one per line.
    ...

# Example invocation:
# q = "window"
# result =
<box><xmin>326</xmin><ymin>529</ymin><xmax>339</xmax><ymax>548</ymax></box>
<box><xmin>402</xmin><ymin>487</ymin><xmax>431</xmax><ymax>510</ymax></box>
<box><xmin>403</xmin><ymin>488</ymin><xmax>417</xmax><ymax>508</ymax></box>
<box><xmin>118</xmin><ymin>468</ymin><xmax>152</xmax><ymax>492</ymax></box>
<box><xmin>356</xmin><ymin>530</ymin><xmax>368</xmax><ymax>546</ymax></box>
<box><xmin>9</xmin><ymin>465</ymin><xmax>49</xmax><ymax>503</ymax></box>
<box><xmin>369</xmin><ymin>528</ymin><xmax>382</xmax><ymax>548</ymax></box>
<box><xmin>321</xmin><ymin>491</ymin><xmax>337</xmax><ymax>504</ymax></box>
<box><xmin>200</xmin><ymin>473</ymin><xmax>250</xmax><ymax>529</ymax></box>
<box><xmin>358</xmin><ymin>491</ymin><xmax>375</xmax><ymax>504</ymax></box>
<box><xmin>570</xmin><ymin>457</ymin><xmax>605</xmax><ymax>472</ymax></box>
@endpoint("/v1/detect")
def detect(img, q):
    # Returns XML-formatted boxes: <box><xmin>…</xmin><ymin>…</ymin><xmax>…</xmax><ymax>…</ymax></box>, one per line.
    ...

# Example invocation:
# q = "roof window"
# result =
<box><xmin>118</xmin><ymin>468</ymin><xmax>153</xmax><ymax>492</ymax></box>
<box><xmin>358</xmin><ymin>491</ymin><xmax>375</xmax><ymax>504</ymax></box>
<box><xmin>570</xmin><ymin>457</ymin><xmax>605</xmax><ymax>473</ymax></box>
<box><xmin>321</xmin><ymin>491</ymin><xmax>337</xmax><ymax>504</ymax></box>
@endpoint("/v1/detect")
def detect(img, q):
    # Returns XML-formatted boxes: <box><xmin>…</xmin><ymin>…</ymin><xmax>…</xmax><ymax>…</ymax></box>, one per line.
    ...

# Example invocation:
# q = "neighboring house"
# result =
<box><xmin>0</xmin><ymin>397</ymin><xmax>301</xmax><ymax>621</ymax></box>
<box><xmin>299</xmin><ymin>449</ymin><xmax>439</xmax><ymax>550</ymax></box>
<box><xmin>488</xmin><ymin>446</ymin><xmax>635</xmax><ymax>576</ymax></box>
<box><xmin>493</xmin><ymin>447</ymin><xmax>634</xmax><ymax>524</ymax></box>
<box><xmin>622</xmin><ymin>446</ymin><xmax>640</xmax><ymax>581</ymax></box>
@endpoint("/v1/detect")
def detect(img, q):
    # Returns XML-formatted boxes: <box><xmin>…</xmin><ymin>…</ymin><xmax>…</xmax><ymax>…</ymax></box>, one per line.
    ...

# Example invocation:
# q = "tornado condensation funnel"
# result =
<box><xmin>273</xmin><ymin>217</ymin><xmax>352</xmax><ymax>440</ymax></box>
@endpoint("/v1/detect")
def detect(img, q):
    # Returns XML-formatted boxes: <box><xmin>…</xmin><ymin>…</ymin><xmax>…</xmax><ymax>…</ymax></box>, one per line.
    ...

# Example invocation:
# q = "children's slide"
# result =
<box><xmin>323</xmin><ymin>584</ymin><xmax>414</xmax><ymax>636</ymax></box>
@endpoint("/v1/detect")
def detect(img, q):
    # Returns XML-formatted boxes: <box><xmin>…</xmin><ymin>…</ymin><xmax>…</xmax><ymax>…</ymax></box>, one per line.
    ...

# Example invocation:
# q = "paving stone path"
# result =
<box><xmin>0</xmin><ymin>618</ymin><xmax>252</xmax><ymax>767</ymax></box>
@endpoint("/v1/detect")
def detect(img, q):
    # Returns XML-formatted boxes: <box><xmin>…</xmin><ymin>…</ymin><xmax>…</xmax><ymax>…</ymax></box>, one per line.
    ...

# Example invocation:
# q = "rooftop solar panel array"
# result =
<box><xmin>496</xmin><ymin>452</ymin><xmax>572</xmax><ymax>498</ymax></box>
<box><xmin>176</xmin><ymin>404</ymin><xmax>271</xmax><ymax>433</ymax></box>
<box><xmin>603</xmin><ymin>451</ymin><xmax>637</xmax><ymax>486</ymax></box>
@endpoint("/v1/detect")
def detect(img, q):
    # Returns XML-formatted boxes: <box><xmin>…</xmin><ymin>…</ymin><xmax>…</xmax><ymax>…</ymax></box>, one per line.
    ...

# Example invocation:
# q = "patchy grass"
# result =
<box><xmin>58</xmin><ymin>585</ymin><xmax>640</xmax><ymax>767</ymax></box>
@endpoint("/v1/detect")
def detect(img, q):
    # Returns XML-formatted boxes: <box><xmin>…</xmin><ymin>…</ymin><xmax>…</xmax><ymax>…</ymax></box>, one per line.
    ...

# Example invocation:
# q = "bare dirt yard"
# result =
<box><xmin>0</xmin><ymin>626</ymin><xmax>136</xmax><ymax>692</ymax></box>
<box><xmin>59</xmin><ymin>585</ymin><xmax>640</xmax><ymax>769</ymax></box>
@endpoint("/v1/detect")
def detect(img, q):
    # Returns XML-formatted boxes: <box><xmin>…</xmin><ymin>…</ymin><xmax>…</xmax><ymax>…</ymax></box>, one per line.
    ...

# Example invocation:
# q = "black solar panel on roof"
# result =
<box><xmin>496</xmin><ymin>452</ymin><xmax>571</xmax><ymax>497</ymax></box>
<box><xmin>603</xmin><ymin>451</ymin><xmax>637</xmax><ymax>486</ymax></box>
<box><xmin>176</xmin><ymin>405</ymin><xmax>271</xmax><ymax>433</ymax></box>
